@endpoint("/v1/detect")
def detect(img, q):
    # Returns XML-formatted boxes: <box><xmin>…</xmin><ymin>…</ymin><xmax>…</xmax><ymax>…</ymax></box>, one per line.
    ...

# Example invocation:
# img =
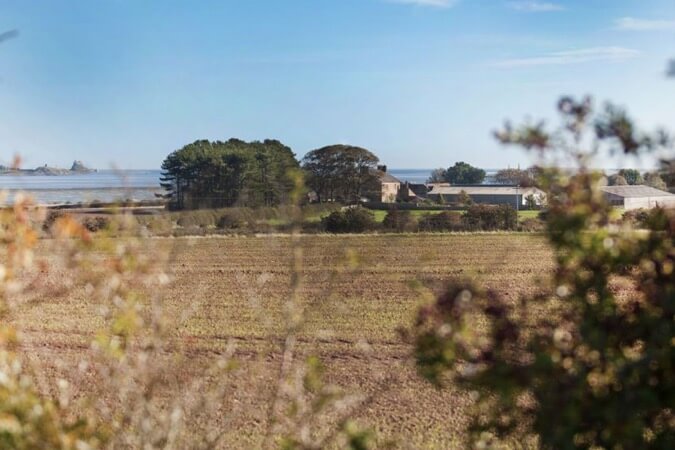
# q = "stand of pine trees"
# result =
<box><xmin>160</xmin><ymin>139</ymin><xmax>298</xmax><ymax>210</ymax></box>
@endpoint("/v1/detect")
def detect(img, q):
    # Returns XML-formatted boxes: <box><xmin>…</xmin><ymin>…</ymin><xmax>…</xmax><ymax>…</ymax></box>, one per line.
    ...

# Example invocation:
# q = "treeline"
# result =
<box><xmin>160</xmin><ymin>139</ymin><xmax>519</xmax><ymax>211</ymax></box>
<box><xmin>428</xmin><ymin>163</ymin><xmax>542</xmax><ymax>186</ymax></box>
<box><xmin>161</xmin><ymin>140</ymin><xmax>382</xmax><ymax>210</ymax></box>
<box><xmin>160</xmin><ymin>139</ymin><xmax>298</xmax><ymax>210</ymax></box>
<box><xmin>607</xmin><ymin>168</ymin><xmax>667</xmax><ymax>189</ymax></box>
<box><xmin>160</xmin><ymin>138</ymin><xmax>672</xmax><ymax>212</ymax></box>
<box><xmin>159</xmin><ymin>139</ymin><xmax>551</xmax><ymax>211</ymax></box>
<box><xmin>428</xmin><ymin>164</ymin><xmax>670</xmax><ymax>190</ymax></box>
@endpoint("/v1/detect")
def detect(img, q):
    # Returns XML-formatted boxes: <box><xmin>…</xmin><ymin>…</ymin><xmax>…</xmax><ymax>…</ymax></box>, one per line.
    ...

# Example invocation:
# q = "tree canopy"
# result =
<box><xmin>644</xmin><ymin>172</ymin><xmax>667</xmax><ymax>190</ymax></box>
<box><xmin>607</xmin><ymin>173</ymin><xmax>628</xmax><ymax>186</ymax></box>
<box><xmin>494</xmin><ymin>167</ymin><xmax>539</xmax><ymax>186</ymax></box>
<box><xmin>443</xmin><ymin>162</ymin><xmax>486</xmax><ymax>185</ymax></box>
<box><xmin>427</xmin><ymin>168</ymin><xmax>446</xmax><ymax>183</ymax></box>
<box><xmin>301</xmin><ymin>145</ymin><xmax>380</xmax><ymax>203</ymax></box>
<box><xmin>618</xmin><ymin>168</ymin><xmax>644</xmax><ymax>185</ymax></box>
<box><xmin>160</xmin><ymin>139</ymin><xmax>299</xmax><ymax>210</ymax></box>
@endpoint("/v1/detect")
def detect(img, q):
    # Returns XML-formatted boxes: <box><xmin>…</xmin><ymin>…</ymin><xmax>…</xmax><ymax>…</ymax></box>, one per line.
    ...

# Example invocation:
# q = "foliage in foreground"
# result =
<box><xmin>0</xmin><ymin>198</ymin><xmax>103</xmax><ymax>448</ymax></box>
<box><xmin>409</xmin><ymin>97</ymin><xmax>674</xmax><ymax>448</ymax></box>
<box><xmin>0</xmin><ymin>180</ymin><xmax>374</xmax><ymax>448</ymax></box>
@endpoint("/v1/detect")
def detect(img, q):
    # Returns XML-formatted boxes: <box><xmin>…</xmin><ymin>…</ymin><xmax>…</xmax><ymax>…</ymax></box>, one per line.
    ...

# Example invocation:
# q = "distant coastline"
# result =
<box><xmin>0</xmin><ymin>160</ymin><xmax>96</xmax><ymax>176</ymax></box>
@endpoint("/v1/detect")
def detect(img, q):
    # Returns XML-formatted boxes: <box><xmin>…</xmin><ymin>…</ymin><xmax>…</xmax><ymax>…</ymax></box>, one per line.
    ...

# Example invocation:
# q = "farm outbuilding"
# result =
<box><xmin>600</xmin><ymin>185</ymin><xmax>675</xmax><ymax>210</ymax></box>
<box><xmin>427</xmin><ymin>185</ymin><xmax>546</xmax><ymax>207</ymax></box>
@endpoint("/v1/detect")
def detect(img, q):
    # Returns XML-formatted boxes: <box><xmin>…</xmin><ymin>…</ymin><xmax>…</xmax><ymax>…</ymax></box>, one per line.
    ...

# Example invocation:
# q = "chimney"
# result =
<box><xmin>377</xmin><ymin>165</ymin><xmax>387</xmax><ymax>173</ymax></box>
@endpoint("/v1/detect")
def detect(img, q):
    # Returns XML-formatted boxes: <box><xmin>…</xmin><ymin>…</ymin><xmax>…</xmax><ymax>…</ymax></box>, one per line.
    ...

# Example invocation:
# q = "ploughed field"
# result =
<box><xmin>16</xmin><ymin>234</ymin><xmax>554</xmax><ymax>448</ymax></box>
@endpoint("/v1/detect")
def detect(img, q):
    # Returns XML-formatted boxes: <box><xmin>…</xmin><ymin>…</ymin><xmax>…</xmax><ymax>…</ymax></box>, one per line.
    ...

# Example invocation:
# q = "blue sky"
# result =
<box><xmin>0</xmin><ymin>0</ymin><xmax>673</xmax><ymax>170</ymax></box>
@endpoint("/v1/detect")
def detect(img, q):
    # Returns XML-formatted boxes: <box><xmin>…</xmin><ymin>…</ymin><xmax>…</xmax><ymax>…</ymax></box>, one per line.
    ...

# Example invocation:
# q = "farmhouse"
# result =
<box><xmin>427</xmin><ymin>185</ymin><xmax>546</xmax><ymax>207</ymax></box>
<box><xmin>600</xmin><ymin>185</ymin><xmax>675</xmax><ymax>210</ymax></box>
<box><xmin>372</xmin><ymin>166</ymin><xmax>402</xmax><ymax>203</ymax></box>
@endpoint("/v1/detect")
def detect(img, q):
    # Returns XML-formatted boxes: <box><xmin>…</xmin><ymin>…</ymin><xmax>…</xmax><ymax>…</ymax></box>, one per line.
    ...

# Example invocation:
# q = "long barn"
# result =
<box><xmin>427</xmin><ymin>185</ymin><xmax>546</xmax><ymax>207</ymax></box>
<box><xmin>601</xmin><ymin>185</ymin><xmax>675</xmax><ymax>210</ymax></box>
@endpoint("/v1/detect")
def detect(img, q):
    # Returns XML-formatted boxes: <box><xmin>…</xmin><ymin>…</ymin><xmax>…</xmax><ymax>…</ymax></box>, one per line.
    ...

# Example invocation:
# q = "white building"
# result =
<box><xmin>601</xmin><ymin>185</ymin><xmax>675</xmax><ymax>210</ymax></box>
<box><xmin>427</xmin><ymin>185</ymin><xmax>546</xmax><ymax>207</ymax></box>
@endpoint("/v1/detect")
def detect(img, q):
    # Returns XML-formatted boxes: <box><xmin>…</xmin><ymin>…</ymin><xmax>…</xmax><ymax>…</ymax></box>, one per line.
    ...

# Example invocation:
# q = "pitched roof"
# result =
<box><xmin>601</xmin><ymin>185</ymin><xmax>674</xmax><ymax>198</ymax></box>
<box><xmin>375</xmin><ymin>170</ymin><xmax>401</xmax><ymax>184</ymax></box>
<box><xmin>406</xmin><ymin>183</ymin><xmax>430</xmax><ymax>196</ymax></box>
<box><xmin>428</xmin><ymin>185</ymin><xmax>544</xmax><ymax>196</ymax></box>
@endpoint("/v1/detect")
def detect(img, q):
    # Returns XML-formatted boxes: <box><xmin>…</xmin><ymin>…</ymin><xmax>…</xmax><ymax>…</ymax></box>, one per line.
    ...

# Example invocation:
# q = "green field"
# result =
<box><xmin>300</xmin><ymin>207</ymin><xmax>540</xmax><ymax>225</ymax></box>
<box><xmin>156</xmin><ymin>205</ymin><xmax>542</xmax><ymax>232</ymax></box>
<box><xmin>369</xmin><ymin>208</ymin><xmax>540</xmax><ymax>222</ymax></box>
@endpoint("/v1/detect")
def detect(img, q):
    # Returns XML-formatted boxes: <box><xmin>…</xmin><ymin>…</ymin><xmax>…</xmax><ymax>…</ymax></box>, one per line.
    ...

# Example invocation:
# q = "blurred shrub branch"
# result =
<box><xmin>409</xmin><ymin>96</ymin><xmax>675</xmax><ymax>448</ymax></box>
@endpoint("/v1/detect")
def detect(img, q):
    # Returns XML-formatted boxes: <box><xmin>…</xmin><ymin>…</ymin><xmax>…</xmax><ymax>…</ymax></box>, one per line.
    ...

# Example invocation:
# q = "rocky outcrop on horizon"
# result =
<box><xmin>0</xmin><ymin>160</ymin><xmax>96</xmax><ymax>176</ymax></box>
<box><xmin>70</xmin><ymin>160</ymin><xmax>95</xmax><ymax>173</ymax></box>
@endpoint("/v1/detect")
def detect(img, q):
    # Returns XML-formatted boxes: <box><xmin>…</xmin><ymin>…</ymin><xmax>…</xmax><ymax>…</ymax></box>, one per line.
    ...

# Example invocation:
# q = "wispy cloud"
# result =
<box><xmin>614</xmin><ymin>17</ymin><xmax>675</xmax><ymax>31</ymax></box>
<box><xmin>493</xmin><ymin>47</ymin><xmax>640</xmax><ymax>68</ymax></box>
<box><xmin>386</xmin><ymin>0</ymin><xmax>459</xmax><ymax>7</ymax></box>
<box><xmin>507</xmin><ymin>1</ymin><xmax>565</xmax><ymax>12</ymax></box>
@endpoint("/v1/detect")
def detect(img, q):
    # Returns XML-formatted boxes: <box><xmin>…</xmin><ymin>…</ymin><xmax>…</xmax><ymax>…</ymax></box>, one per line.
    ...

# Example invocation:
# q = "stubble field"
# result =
<box><xmin>15</xmin><ymin>233</ymin><xmax>554</xmax><ymax>448</ymax></box>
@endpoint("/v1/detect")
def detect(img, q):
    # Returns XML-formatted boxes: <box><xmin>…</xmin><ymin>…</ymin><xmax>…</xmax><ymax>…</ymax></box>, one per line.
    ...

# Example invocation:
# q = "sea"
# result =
<box><xmin>0</xmin><ymin>168</ymin><xmax>501</xmax><ymax>205</ymax></box>
<box><xmin>0</xmin><ymin>170</ymin><xmax>162</xmax><ymax>205</ymax></box>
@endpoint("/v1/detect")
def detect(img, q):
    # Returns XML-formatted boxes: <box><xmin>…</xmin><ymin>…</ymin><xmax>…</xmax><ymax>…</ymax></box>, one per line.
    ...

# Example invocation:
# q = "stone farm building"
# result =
<box><xmin>371</xmin><ymin>166</ymin><xmax>402</xmax><ymax>203</ymax></box>
<box><xmin>427</xmin><ymin>185</ymin><xmax>546</xmax><ymax>207</ymax></box>
<box><xmin>600</xmin><ymin>185</ymin><xmax>675</xmax><ymax>210</ymax></box>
